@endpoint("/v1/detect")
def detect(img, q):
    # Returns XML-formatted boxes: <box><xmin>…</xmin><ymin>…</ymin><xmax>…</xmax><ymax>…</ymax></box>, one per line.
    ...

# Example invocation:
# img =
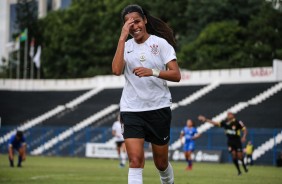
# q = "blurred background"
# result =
<box><xmin>0</xmin><ymin>0</ymin><xmax>282</xmax><ymax>166</ymax></box>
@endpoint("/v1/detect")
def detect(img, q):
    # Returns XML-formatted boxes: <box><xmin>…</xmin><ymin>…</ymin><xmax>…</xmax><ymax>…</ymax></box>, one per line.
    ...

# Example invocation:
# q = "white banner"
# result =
<box><xmin>171</xmin><ymin>150</ymin><xmax>222</xmax><ymax>163</ymax></box>
<box><xmin>86</xmin><ymin>143</ymin><xmax>118</xmax><ymax>158</ymax></box>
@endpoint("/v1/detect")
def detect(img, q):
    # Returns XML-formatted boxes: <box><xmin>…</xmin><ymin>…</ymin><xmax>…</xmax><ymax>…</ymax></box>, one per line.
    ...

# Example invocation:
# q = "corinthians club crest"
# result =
<box><xmin>150</xmin><ymin>44</ymin><xmax>159</xmax><ymax>55</ymax></box>
<box><xmin>139</xmin><ymin>52</ymin><xmax>146</xmax><ymax>62</ymax></box>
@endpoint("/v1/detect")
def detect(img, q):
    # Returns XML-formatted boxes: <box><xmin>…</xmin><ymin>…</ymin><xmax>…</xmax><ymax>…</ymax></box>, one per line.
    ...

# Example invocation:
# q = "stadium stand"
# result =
<box><xmin>236</xmin><ymin>90</ymin><xmax>282</xmax><ymax>128</ymax></box>
<box><xmin>0</xmin><ymin>90</ymin><xmax>87</xmax><ymax>125</ymax></box>
<box><xmin>31</xmin><ymin>104</ymin><xmax>119</xmax><ymax>155</ymax></box>
<box><xmin>0</xmin><ymin>87</ymin><xmax>103</xmax><ymax>145</ymax></box>
<box><xmin>1</xmin><ymin>60</ymin><xmax>282</xmax><ymax>165</ymax></box>
<box><xmin>41</xmin><ymin>88</ymin><xmax>122</xmax><ymax>126</ymax></box>
<box><xmin>172</xmin><ymin>82</ymin><xmax>277</xmax><ymax>126</ymax></box>
<box><xmin>169</xmin><ymin>85</ymin><xmax>205</xmax><ymax>102</ymax></box>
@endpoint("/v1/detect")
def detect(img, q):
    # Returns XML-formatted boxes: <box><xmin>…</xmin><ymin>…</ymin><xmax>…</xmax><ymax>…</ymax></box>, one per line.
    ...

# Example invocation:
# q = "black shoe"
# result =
<box><xmin>17</xmin><ymin>164</ymin><xmax>22</xmax><ymax>168</ymax></box>
<box><xmin>238</xmin><ymin>172</ymin><xmax>242</xmax><ymax>176</ymax></box>
<box><xmin>10</xmin><ymin>164</ymin><xmax>14</xmax><ymax>167</ymax></box>
<box><xmin>245</xmin><ymin>168</ymin><xmax>248</xmax><ymax>173</ymax></box>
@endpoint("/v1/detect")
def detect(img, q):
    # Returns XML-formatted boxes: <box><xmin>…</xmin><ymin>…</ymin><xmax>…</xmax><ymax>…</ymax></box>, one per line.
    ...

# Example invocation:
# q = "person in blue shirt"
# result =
<box><xmin>8</xmin><ymin>131</ymin><xmax>26</xmax><ymax>167</ymax></box>
<box><xmin>180</xmin><ymin>119</ymin><xmax>200</xmax><ymax>170</ymax></box>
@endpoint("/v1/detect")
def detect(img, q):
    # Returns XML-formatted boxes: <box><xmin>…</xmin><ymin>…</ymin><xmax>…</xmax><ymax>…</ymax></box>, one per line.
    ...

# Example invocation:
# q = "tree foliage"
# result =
<box><xmin>37</xmin><ymin>0</ymin><xmax>282</xmax><ymax>78</ymax></box>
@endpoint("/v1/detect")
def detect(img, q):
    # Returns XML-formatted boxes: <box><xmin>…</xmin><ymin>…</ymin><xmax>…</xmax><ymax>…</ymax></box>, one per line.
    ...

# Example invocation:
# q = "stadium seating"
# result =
<box><xmin>171</xmin><ymin>82</ymin><xmax>277</xmax><ymax>126</ymax></box>
<box><xmin>39</xmin><ymin>88</ymin><xmax>122</xmax><ymax>126</ymax></box>
<box><xmin>236</xmin><ymin>90</ymin><xmax>282</xmax><ymax>128</ymax></box>
<box><xmin>1</xmin><ymin>82</ymin><xmax>281</xmax><ymax>165</ymax></box>
<box><xmin>0</xmin><ymin>90</ymin><xmax>87</xmax><ymax>126</ymax></box>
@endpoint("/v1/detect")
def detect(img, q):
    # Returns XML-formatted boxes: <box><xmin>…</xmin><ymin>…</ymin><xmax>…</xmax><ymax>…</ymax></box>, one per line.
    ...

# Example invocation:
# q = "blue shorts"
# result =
<box><xmin>183</xmin><ymin>142</ymin><xmax>195</xmax><ymax>152</ymax></box>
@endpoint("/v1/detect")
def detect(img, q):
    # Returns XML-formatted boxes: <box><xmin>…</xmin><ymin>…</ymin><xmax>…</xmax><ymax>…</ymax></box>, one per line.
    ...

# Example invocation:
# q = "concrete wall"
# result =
<box><xmin>0</xmin><ymin>60</ymin><xmax>281</xmax><ymax>91</ymax></box>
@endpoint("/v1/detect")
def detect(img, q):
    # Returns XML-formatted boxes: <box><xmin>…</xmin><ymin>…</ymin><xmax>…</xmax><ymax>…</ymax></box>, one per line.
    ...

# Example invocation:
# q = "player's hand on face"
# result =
<box><xmin>133</xmin><ymin>67</ymin><xmax>153</xmax><ymax>77</ymax></box>
<box><xmin>198</xmin><ymin>115</ymin><xmax>206</xmax><ymax>122</ymax></box>
<box><xmin>120</xmin><ymin>18</ymin><xmax>134</xmax><ymax>40</ymax></box>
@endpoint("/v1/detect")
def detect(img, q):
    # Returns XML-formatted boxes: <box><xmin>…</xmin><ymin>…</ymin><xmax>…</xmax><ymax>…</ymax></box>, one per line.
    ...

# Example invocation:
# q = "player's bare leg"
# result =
<box><xmin>125</xmin><ymin>138</ymin><xmax>145</xmax><ymax>184</ymax></box>
<box><xmin>184</xmin><ymin>151</ymin><xmax>193</xmax><ymax>170</ymax></box>
<box><xmin>8</xmin><ymin>147</ymin><xmax>14</xmax><ymax>167</ymax></box>
<box><xmin>120</xmin><ymin>142</ymin><xmax>127</xmax><ymax>167</ymax></box>
<box><xmin>152</xmin><ymin>143</ymin><xmax>174</xmax><ymax>184</ymax></box>
<box><xmin>18</xmin><ymin>147</ymin><xmax>25</xmax><ymax>167</ymax></box>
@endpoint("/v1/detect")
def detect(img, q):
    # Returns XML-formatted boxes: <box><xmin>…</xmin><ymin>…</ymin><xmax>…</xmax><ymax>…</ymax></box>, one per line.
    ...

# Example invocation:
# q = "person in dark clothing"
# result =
<box><xmin>198</xmin><ymin>112</ymin><xmax>248</xmax><ymax>175</ymax></box>
<box><xmin>8</xmin><ymin>131</ymin><xmax>26</xmax><ymax>167</ymax></box>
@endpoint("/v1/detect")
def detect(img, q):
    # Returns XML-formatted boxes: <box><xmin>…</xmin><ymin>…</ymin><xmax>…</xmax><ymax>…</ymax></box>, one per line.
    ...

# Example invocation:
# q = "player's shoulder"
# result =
<box><xmin>125</xmin><ymin>38</ymin><xmax>134</xmax><ymax>49</ymax></box>
<box><xmin>149</xmin><ymin>35</ymin><xmax>170</xmax><ymax>45</ymax></box>
<box><xmin>10</xmin><ymin>134</ymin><xmax>16</xmax><ymax>140</ymax></box>
<box><xmin>236</xmin><ymin>119</ymin><xmax>245</xmax><ymax>127</ymax></box>
<box><xmin>125</xmin><ymin>38</ymin><xmax>134</xmax><ymax>44</ymax></box>
<box><xmin>112</xmin><ymin>121</ymin><xmax>119</xmax><ymax>127</ymax></box>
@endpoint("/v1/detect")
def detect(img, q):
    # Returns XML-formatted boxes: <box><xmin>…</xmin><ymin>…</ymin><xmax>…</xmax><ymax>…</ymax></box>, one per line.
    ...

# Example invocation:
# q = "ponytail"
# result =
<box><xmin>121</xmin><ymin>5</ymin><xmax>176</xmax><ymax>48</ymax></box>
<box><xmin>143</xmin><ymin>9</ymin><xmax>176</xmax><ymax>48</ymax></box>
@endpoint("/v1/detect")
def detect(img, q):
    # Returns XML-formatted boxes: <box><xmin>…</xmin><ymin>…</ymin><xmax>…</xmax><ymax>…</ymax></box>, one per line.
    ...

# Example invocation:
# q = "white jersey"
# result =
<box><xmin>112</xmin><ymin>121</ymin><xmax>124</xmax><ymax>142</ymax></box>
<box><xmin>120</xmin><ymin>35</ymin><xmax>177</xmax><ymax>112</ymax></box>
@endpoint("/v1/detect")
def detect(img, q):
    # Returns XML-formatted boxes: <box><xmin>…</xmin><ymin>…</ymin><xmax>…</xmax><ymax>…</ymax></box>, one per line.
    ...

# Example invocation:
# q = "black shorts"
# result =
<box><xmin>227</xmin><ymin>139</ymin><xmax>243</xmax><ymax>152</ymax></box>
<box><xmin>116</xmin><ymin>141</ymin><xmax>124</xmax><ymax>148</ymax></box>
<box><xmin>120</xmin><ymin>107</ymin><xmax>171</xmax><ymax>146</ymax></box>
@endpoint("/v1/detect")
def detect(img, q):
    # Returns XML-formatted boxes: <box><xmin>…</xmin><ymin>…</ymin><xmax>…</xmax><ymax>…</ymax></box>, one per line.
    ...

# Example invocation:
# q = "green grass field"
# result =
<box><xmin>0</xmin><ymin>154</ymin><xmax>281</xmax><ymax>184</ymax></box>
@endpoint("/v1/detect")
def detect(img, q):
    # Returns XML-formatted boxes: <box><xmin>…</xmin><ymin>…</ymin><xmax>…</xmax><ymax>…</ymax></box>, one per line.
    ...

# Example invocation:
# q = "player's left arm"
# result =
<box><xmin>192</xmin><ymin>133</ymin><xmax>201</xmax><ymax>140</ymax></box>
<box><xmin>112</xmin><ymin>130</ymin><xmax>116</xmax><ymax>136</ymax></box>
<box><xmin>133</xmin><ymin>60</ymin><xmax>181</xmax><ymax>82</ymax></box>
<box><xmin>179</xmin><ymin>131</ymin><xmax>185</xmax><ymax>145</ymax></box>
<box><xmin>192</xmin><ymin>129</ymin><xmax>201</xmax><ymax>140</ymax></box>
<box><xmin>22</xmin><ymin>143</ymin><xmax>27</xmax><ymax>160</ymax></box>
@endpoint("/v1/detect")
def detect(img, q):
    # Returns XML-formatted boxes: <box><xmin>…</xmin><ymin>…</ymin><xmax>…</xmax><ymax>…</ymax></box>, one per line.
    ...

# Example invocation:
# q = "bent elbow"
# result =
<box><xmin>112</xmin><ymin>69</ymin><xmax>122</xmax><ymax>76</ymax></box>
<box><xmin>174</xmin><ymin>73</ymin><xmax>181</xmax><ymax>82</ymax></box>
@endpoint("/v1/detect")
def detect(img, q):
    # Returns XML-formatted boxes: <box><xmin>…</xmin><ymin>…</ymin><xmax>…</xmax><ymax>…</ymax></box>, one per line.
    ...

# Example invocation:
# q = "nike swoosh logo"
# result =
<box><xmin>127</xmin><ymin>50</ymin><xmax>133</xmax><ymax>53</ymax></box>
<box><xmin>164</xmin><ymin>136</ymin><xmax>169</xmax><ymax>140</ymax></box>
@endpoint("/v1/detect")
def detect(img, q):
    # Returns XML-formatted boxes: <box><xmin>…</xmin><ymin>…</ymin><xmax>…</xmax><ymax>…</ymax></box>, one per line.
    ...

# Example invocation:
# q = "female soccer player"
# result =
<box><xmin>112</xmin><ymin>115</ymin><xmax>127</xmax><ymax>167</ymax></box>
<box><xmin>112</xmin><ymin>4</ymin><xmax>181</xmax><ymax>184</ymax></box>
<box><xmin>180</xmin><ymin>119</ymin><xmax>200</xmax><ymax>170</ymax></box>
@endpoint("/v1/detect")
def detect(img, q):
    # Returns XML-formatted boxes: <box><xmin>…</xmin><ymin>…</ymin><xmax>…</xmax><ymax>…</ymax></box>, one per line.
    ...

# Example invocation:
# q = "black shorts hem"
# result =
<box><xmin>116</xmin><ymin>141</ymin><xmax>124</xmax><ymax>147</ymax></box>
<box><xmin>121</xmin><ymin>107</ymin><xmax>171</xmax><ymax>145</ymax></box>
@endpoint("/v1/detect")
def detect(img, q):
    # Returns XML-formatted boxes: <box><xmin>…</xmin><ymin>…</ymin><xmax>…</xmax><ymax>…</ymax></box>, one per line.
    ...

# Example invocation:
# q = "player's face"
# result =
<box><xmin>124</xmin><ymin>12</ymin><xmax>148</xmax><ymax>43</ymax></box>
<box><xmin>187</xmin><ymin>120</ymin><xmax>193</xmax><ymax>127</ymax></box>
<box><xmin>227</xmin><ymin>112</ymin><xmax>234</xmax><ymax>120</ymax></box>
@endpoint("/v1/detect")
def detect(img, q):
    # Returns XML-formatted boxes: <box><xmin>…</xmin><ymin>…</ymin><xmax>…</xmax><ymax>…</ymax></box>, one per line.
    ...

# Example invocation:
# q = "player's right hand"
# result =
<box><xmin>198</xmin><ymin>115</ymin><xmax>206</xmax><ymax>122</ymax></box>
<box><xmin>120</xmin><ymin>18</ymin><xmax>134</xmax><ymax>40</ymax></box>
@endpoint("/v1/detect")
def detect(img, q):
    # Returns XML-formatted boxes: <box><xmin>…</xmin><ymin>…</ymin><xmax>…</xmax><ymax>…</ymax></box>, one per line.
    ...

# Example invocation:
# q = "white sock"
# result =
<box><xmin>121</xmin><ymin>152</ymin><xmax>127</xmax><ymax>165</ymax></box>
<box><xmin>128</xmin><ymin>168</ymin><xmax>143</xmax><ymax>184</ymax></box>
<box><xmin>159</xmin><ymin>162</ymin><xmax>174</xmax><ymax>184</ymax></box>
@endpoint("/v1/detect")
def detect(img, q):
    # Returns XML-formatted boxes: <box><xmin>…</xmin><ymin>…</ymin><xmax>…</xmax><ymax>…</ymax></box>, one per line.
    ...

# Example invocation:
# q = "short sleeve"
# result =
<box><xmin>112</xmin><ymin>122</ymin><xmax>116</xmax><ymax>131</ymax></box>
<box><xmin>124</xmin><ymin>39</ymin><xmax>133</xmax><ymax>63</ymax></box>
<box><xmin>194</xmin><ymin>128</ymin><xmax>198</xmax><ymax>134</ymax></box>
<box><xmin>238</xmin><ymin>120</ymin><xmax>245</xmax><ymax>129</ymax></box>
<box><xmin>159</xmin><ymin>38</ymin><xmax>177</xmax><ymax>65</ymax></box>
<box><xmin>8</xmin><ymin>136</ymin><xmax>13</xmax><ymax>145</ymax></box>
<box><xmin>180</xmin><ymin>127</ymin><xmax>185</xmax><ymax>134</ymax></box>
